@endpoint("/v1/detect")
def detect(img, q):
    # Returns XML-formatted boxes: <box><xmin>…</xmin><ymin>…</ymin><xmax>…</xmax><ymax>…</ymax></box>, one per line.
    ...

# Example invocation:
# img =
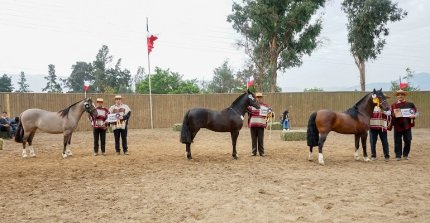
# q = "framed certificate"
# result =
<box><xmin>393</xmin><ymin>108</ymin><xmax>415</xmax><ymax>118</ymax></box>
<box><xmin>106</xmin><ymin>114</ymin><xmax>119</xmax><ymax>123</ymax></box>
<box><xmin>259</xmin><ymin>106</ymin><xmax>269</xmax><ymax>116</ymax></box>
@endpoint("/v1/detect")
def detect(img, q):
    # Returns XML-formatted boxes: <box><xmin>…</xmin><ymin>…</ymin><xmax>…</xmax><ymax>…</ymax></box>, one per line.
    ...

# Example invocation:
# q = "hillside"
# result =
<box><xmin>7</xmin><ymin>72</ymin><xmax>430</xmax><ymax>93</ymax></box>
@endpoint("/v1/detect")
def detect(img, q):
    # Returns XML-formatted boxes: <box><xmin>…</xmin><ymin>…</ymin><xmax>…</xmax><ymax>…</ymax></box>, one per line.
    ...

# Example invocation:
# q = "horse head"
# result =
<box><xmin>372</xmin><ymin>88</ymin><xmax>389</xmax><ymax>111</ymax></box>
<box><xmin>84</xmin><ymin>98</ymin><xmax>98</xmax><ymax>117</ymax></box>
<box><xmin>247</xmin><ymin>89</ymin><xmax>260</xmax><ymax>109</ymax></box>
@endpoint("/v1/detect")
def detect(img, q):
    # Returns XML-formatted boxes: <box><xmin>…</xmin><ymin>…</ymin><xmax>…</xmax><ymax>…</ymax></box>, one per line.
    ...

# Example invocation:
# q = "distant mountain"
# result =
<box><xmin>325</xmin><ymin>72</ymin><xmax>430</xmax><ymax>92</ymax></box>
<box><xmin>410</xmin><ymin>72</ymin><xmax>430</xmax><ymax>90</ymax></box>
<box><xmin>10</xmin><ymin>74</ymin><xmax>67</xmax><ymax>92</ymax></box>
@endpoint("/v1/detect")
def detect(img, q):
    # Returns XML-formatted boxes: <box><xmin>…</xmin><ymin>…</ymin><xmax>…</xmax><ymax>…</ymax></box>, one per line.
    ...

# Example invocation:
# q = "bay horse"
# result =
<box><xmin>15</xmin><ymin>98</ymin><xmax>97</xmax><ymax>158</ymax></box>
<box><xmin>180</xmin><ymin>90</ymin><xmax>260</xmax><ymax>160</ymax></box>
<box><xmin>306</xmin><ymin>89</ymin><xmax>389</xmax><ymax>165</ymax></box>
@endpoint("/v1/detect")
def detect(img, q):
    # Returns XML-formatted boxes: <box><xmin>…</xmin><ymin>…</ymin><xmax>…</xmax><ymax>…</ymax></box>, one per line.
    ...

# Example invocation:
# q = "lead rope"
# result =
<box><xmin>266</xmin><ymin>112</ymin><xmax>275</xmax><ymax>139</ymax></box>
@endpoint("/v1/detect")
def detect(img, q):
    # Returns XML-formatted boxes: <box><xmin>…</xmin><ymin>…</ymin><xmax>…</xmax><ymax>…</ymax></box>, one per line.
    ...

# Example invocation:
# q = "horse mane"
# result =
<box><xmin>344</xmin><ymin>93</ymin><xmax>370</xmax><ymax>119</ymax></box>
<box><xmin>229</xmin><ymin>92</ymin><xmax>247</xmax><ymax>107</ymax></box>
<box><xmin>58</xmin><ymin>99</ymin><xmax>84</xmax><ymax>118</ymax></box>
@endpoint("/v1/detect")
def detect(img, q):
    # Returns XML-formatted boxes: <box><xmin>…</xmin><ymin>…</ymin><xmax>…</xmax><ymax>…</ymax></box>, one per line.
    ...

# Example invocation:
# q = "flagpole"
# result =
<box><xmin>147</xmin><ymin>17</ymin><xmax>154</xmax><ymax>129</ymax></box>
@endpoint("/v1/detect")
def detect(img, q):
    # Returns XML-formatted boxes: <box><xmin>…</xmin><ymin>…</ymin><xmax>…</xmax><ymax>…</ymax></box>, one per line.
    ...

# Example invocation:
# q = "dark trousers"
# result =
<box><xmin>93</xmin><ymin>128</ymin><xmax>107</xmax><ymax>153</ymax></box>
<box><xmin>394</xmin><ymin>129</ymin><xmax>412</xmax><ymax>158</ymax></box>
<box><xmin>250</xmin><ymin>127</ymin><xmax>265</xmax><ymax>155</ymax></box>
<box><xmin>113</xmin><ymin>129</ymin><xmax>128</xmax><ymax>153</ymax></box>
<box><xmin>369</xmin><ymin>129</ymin><xmax>389</xmax><ymax>158</ymax></box>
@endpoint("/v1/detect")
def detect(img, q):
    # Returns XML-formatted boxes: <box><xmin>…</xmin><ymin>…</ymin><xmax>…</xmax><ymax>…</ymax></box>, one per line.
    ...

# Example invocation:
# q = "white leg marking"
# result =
<box><xmin>308</xmin><ymin>152</ymin><xmax>313</xmax><ymax>161</ymax></box>
<box><xmin>62</xmin><ymin>153</ymin><xmax>68</xmax><ymax>159</ymax></box>
<box><xmin>318</xmin><ymin>153</ymin><xmax>325</xmax><ymax>165</ymax></box>
<box><xmin>22</xmin><ymin>149</ymin><xmax>28</xmax><ymax>158</ymax></box>
<box><xmin>354</xmin><ymin>151</ymin><xmax>360</xmax><ymax>160</ymax></box>
<box><xmin>29</xmin><ymin>146</ymin><xmax>36</xmax><ymax>157</ymax></box>
<box><xmin>363</xmin><ymin>156</ymin><xmax>370</xmax><ymax>162</ymax></box>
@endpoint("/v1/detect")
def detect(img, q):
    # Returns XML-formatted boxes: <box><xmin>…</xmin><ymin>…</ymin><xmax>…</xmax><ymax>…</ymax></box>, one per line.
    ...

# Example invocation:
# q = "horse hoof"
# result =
<box><xmin>62</xmin><ymin>153</ymin><xmax>68</xmax><ymax>159</ymax></box>
<box><xmin>232</xmin><ymin>155</ymin><xmax>239</xmax><ymax>160</ymax></box>
<box><xmin>363</xmin><ymin>157</ymin><xmax>370</xmax><ymax>162</ymax></box>
<box><xmin>30</xmin><ymin>153</ymin><xmax>36</xmax><ymax>158</ymax></box>
<box><xmin>318</xmin><ymin>161</ymin><xmax>325</xmax><ymax>166</ymax></box>
<box><xmin>186</xmin><ymin>155</ymin><xmax>192</xmax><ymax>160</ymax></box>
<box><xmin>354</xmin><ymin>152</ymin><xmax>360</xmax><ymax>161</ymax></box>
<box><xmin>22</xmin><ymin>154</ymin><xmax>28</xmax><ymax>158</ymax></box>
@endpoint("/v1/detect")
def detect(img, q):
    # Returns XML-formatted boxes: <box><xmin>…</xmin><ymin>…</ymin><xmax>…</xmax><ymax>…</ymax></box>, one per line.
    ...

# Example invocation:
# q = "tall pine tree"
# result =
<box><xmin>42</xmin><ymin>64</ymin><xmax>62</xmax><ymax>93</ymax></box>
<box><xmin>16</xmin><ymin>71</ymin><xmax>31</xmax><ymax>92</ymax></box>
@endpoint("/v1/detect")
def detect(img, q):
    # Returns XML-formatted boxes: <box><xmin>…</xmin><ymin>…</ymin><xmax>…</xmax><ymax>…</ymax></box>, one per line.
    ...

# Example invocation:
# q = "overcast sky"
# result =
<box><xmin>1</xmin><ymin>0</ymin><xmax>429</xmax><ymax>92</ymax></box>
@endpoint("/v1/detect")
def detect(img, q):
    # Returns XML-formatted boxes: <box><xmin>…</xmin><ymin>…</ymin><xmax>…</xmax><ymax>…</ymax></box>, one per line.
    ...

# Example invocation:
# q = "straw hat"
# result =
<box><xmin>395</xmin><ymin>89</ymin><xmax>408</xmax><ymax>96</ymax></box>
<box><xmin>114</xmin><ymin>95</ymin><xmax>122</xmax><ymax>99</ymax></box>
<box><xmin>255</xmin><ymin>92</ymin><xmax>264</xmax><ymax>97</ymax></box>
<box><xmin>96</xmin><ymin>98</ymin><xmax>103</xmax><ymax>103</ymax></box>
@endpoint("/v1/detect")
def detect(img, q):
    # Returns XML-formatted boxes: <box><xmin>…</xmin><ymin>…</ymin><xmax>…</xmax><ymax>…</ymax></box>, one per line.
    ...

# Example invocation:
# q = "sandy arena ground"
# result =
<box><xmin>0</xmin><ymin>128</ymin><xmax>429</xmax><ymax>223</ymax></box>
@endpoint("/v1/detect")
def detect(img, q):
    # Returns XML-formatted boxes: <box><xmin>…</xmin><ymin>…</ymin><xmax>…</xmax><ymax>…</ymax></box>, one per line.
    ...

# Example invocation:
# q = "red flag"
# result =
<box><xmin>246</xmin><ymin>77</ymin><xmax>254</xmax><ymax>88</ymax></box>
<box><xmin>400</xmin><ymin>82</ymin><xmax>408</xmax><ymax>89</ymax></box>
<box><xmin>147</xmin><ymin>35</ymin><xmax>158</xmax><ymax>54</ymax></box>
<box><xmin>84</xmin><ymin>81</ymin><xmax>90</xmax><ymax>92</ymax></box>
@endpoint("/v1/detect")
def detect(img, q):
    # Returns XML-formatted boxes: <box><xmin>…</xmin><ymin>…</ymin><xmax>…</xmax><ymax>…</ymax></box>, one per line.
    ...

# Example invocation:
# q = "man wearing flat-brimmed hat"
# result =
<box><xmin>89</xmin><ymin>98</ymin><xmax>109</xmax><ymax>156</ymax></box>
<box><xmin>388</xmin><ymin>89</ymin><xmax>418</xmax><ymax>161</ymax></box>
<box><xmin>109</xmin><ymin>95</ymin><xmax>131</xmax><ymax>155</ymax></box>
<box><xmin>369</xmin><ymin>93</ymin><xmax>391</xmax><ymax>161</ymax></box>
<box><xmin>247</xmin><ymin>92</ymin><xmax>272</xmax><ymax>157</ymax></box>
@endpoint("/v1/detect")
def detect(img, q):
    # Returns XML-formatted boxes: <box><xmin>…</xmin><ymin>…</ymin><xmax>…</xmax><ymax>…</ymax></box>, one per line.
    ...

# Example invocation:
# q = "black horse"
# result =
<box><xmin>180</xmin><ymin>90</ymin><xmax>260</xmax><ymax>160</ymax></box>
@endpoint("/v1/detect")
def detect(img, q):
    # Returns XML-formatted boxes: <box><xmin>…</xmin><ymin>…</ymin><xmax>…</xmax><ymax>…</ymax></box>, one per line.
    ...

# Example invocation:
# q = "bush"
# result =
<box><xmin>267</xmin><ymin>121</ymin><xmax>282</xmax><ymax>130</ymax></box>
<box><xmin>280</xmin><ymin>130</ymin><xmax>307</xmax><ymax>141</ymax></box>
<box><xmin>173</xmin><ymin>123</ymin><xmax>182</xmax><ymax>131</ymax></box>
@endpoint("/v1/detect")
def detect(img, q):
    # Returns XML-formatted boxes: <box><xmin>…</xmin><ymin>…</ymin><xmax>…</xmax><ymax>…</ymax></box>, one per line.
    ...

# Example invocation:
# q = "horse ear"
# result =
<box><xmin>373</xmin><ymin>88</ymin><xmax>376</xmax><ymax>94</ymax></box>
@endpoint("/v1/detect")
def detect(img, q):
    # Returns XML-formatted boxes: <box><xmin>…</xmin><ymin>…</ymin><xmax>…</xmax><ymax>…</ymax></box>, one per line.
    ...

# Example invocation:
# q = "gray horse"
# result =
<box><xmin>15</xmin><ymin>98</ymin><xmax>97</xmax><ymax>158</ymax></box>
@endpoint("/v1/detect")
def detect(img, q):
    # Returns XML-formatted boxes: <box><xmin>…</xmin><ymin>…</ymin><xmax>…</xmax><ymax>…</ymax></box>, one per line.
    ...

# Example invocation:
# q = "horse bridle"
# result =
<box><xmin>83</xmin><ymin>99</ymin><xmax>96</xmax><ymax>113</ymax></box>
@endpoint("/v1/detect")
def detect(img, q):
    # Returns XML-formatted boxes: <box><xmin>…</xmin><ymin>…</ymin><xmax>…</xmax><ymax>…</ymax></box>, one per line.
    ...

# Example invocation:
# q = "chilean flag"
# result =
<box><xmin>400</xmin><ymin>82</ymin><xmax>408</xmax><ymax>89</ymax></box>
<box><xmin>147</xmin><ymin>34</ymin><xmax>158</xmax><ymax>54</ymax></box>
<box><xmin>84</xmin><ymin>80</ymin><xmax>90</xmax><ymax>92</ymax></box>
<box><xmin>246</xmin><ymin>76</ymin><xmax>255</xmax><ymax>89</ymax></box>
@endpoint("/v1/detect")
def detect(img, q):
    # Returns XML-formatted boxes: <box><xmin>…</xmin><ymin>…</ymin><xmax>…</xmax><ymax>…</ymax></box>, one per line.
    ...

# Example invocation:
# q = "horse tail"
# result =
<box><xmin>14</xmin><ymin>120</ymin><xmax>24</xmax><ymax>143</ymax></box>
<box><xmin>180</xmin><ymin>110</ymin><xmax>192</xmax><ymax>144</ymax></box>
<box><xmin>307</xmin><ymin>112</ymin><xmax>319</xmax><ymax>147</ymax></box>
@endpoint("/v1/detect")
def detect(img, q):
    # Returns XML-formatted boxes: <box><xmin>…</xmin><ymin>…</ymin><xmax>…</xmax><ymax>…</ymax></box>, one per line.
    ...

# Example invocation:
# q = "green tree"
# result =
<box><xmin>135</xmin><ymin>67</ymin><xmax>200</xmax><ymax>94</ymax></box>
<box><xmin>390</xmin><ymin>67</ymin><xmax>419</xmax><ymax>92</ymax></box>
<box><xmin>207</xmin><ymin>60</ymin><xmax>239</xmax><ymax>93</ymax></box>
<box><xmin>42</xmin><ymin>64</ymin><xmax>62</xmax><ymax>93</ymax></box>
<box><xmin>93</xmin><ymin>45</ymin><xmax>113</xmax><ymax>92</ymax></box>
<box><xmin>342</xmin><ymin>0</ymin><xmax>407</xmax><ymax>91</ymax></box>
<box><xmin>16</xmin><ymin>71</ymin><xmax>30</xmax><ymax>92</ymax></box>
<box><xmin>133</xmin><ymin>66</ymin><xmax>146</xmax><ymax>92</ymax></box>
<box><xmin>105</xmin><ymin>58</ymin><xmax>132</xmax><ymax>93</ymax></box>
<box><xmin>228</xmin><ymin>0</ymin><xmax>325</xmax><ymax>92</ymax></box>
<box><xmin>235</xmin><ymin>61</ymin><xmax>282</xmax><ymax>92</ymax></box>
<box><xmin>0</xmin><ymin>74</ymin><xmax>14</xmax><ymax>92</ymax></box>
<box><xmin>234</xmin><ymin>62</ymin><xmax>256</xmax><ymax>92</ymax></box>
<box><xmin>64</xmin><ymin>62</ymin><xmax>94</xmax><ymax>93</ymax></box>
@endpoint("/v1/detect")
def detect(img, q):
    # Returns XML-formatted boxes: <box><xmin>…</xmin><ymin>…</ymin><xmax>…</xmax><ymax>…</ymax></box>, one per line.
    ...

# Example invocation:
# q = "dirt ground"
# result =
<box><xmin>0</xmin><ymin>127</ymin><xmax>429</xmax><ymax>223</ymax></box>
